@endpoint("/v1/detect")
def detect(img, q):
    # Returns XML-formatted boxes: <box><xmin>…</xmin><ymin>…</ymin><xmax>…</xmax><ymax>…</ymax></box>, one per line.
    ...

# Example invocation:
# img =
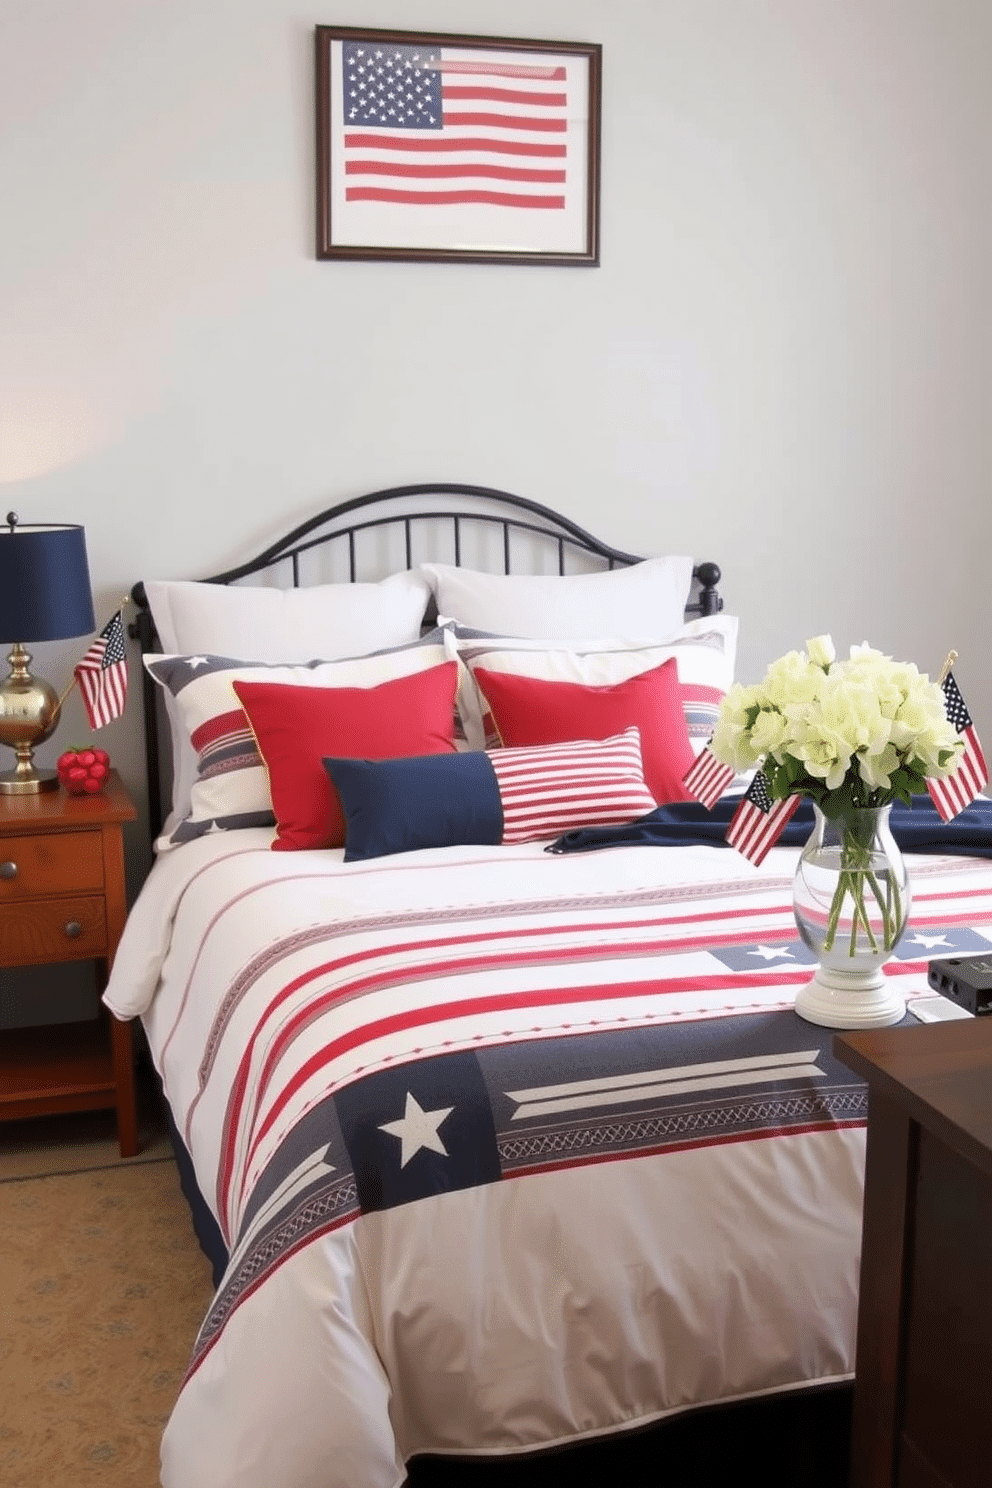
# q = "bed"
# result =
<box><xmin>107</xmin><ymin>483</ymin><xmax>992</xmax><ymax>1488</ymax></box>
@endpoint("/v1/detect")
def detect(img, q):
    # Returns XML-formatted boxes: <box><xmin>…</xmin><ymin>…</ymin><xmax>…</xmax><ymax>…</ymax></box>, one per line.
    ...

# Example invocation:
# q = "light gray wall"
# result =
<box><xmin>3</xmin><ymin>0</ymin><xmax>989</xmax><ymax>865</ymax></box>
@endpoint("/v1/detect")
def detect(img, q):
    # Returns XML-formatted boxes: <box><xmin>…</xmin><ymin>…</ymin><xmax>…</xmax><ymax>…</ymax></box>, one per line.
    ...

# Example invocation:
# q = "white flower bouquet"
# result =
<box><xmin>709</xmin><ymin>637</ymin><xmax>964</xmax><ymax>965</ymax></box>
<box><xmin>709</xmin><ymin>635</ymin><xmax>962</xmax><ymax>816</ymax></box>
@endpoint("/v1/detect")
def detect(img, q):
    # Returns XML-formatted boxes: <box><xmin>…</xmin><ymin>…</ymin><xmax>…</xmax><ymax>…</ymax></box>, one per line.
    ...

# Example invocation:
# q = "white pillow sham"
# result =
<box><xmin>449</xmin><ymin>615</ymin><xmax>739</xmax><ymax>754</ymax></box>
<box><xmin>420</xmin><ymin>556</ymin><xmax>695</xmax><ymax>642</ymax></box>
<box><xmin>145</xmin><ymin>571</ymin><xmax>432</xmax><ymax>657</ymax></box>
<box><xmin>145</xmin><ymin>571</ymin><xmax>432</xmax><ymax>830</ymax></box>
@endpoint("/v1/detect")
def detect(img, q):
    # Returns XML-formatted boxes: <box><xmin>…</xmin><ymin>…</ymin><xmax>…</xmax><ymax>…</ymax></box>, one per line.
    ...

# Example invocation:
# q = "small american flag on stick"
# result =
<box><xmin>682</xmin><ymin>746</ymin><xmax>737</xmax><ymax>810</ymax></box>
<box><xmin>725</xmin><ymin>770</ymin><xmax>801</xmax><ymax>866</ymax></box>
<box><xmin>926</xmin><ymin>670</ymin><xmax>988</xmax><ymax>821</ymax></box>
<box><xmin>74</xmin><ymin>608</ymin><xmax>128</xmax><ymax>730</ymax></box>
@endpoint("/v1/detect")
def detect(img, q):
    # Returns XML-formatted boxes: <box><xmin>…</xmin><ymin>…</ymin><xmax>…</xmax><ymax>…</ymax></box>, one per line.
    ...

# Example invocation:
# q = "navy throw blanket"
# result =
<box><xmin>548</xmin><ymin>794</ymin><xmax>992</xmax><ymax>859</ymax></box>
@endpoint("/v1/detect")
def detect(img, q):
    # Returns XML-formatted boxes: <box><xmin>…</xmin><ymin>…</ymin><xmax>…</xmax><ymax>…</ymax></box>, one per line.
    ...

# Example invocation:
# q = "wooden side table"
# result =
<box><xmin>835</xmin><ymin>1019</ymin><xmax>992</xmax><ymax>1488</ymax></box>
<box><xmin>0</xmin><ymin>771</ymin><xmax>140</xmax><ymax>1156</ymax></box>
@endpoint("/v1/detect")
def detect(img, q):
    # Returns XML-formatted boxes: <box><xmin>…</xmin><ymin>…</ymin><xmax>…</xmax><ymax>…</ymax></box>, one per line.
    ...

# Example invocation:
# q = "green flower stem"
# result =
<box><xmin>821</xmin><ymin>820</ymin><xmax>902</xmax><ymax>956</ymax></box>
<box><xmin>869</xmin><ymin>865</ymin><xmax>903</xmax><ymax>951</ymax></box>
<box><xmin>852</xmin><ymin>872</ymin><xmax>879</xmax><ymax>954</ymax></box>
<box><xmin>825</xmin><ymin>868</ymin><xmax>879</xmax><ymax>957</ymax></box>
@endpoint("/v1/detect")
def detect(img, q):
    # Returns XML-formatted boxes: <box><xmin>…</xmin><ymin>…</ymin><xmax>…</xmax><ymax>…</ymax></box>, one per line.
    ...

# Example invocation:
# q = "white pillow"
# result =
<box><xmin>450</xmin><ymin>615</ymin><xmax>739</xmax><ymax>753</ymax></box>
<box><xmin>420</xmin><ymin>556</ymin><xmax>695</xmax><ymax>642</ymax></box>
<box><xmin>144</xmin><ymin>572</ymin><xmax>432</xmax><ymax>830</ymax></box>
<box><xmin>145</xmin><ymin>571</ymin><xmax>431</xmax><ymax>657</ymax></box>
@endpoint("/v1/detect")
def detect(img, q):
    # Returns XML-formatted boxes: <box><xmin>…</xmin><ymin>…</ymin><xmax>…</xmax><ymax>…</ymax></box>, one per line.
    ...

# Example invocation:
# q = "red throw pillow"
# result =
<box><xmin>471</xmin><ymin>657</ymin><xmax>695</xmax><ymax>806</ymax></box>
<box><xmin>233</xmin><ymin>661</ymin><xmax>459</xmax><ymax>851</ymax></box>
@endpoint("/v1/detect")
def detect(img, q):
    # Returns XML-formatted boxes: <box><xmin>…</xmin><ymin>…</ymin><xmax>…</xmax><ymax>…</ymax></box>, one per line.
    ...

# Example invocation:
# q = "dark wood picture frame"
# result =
<box><xmin>315</xmin><ymin>25</ymin><xmax>601</xmax><ymax>266</ymax></box>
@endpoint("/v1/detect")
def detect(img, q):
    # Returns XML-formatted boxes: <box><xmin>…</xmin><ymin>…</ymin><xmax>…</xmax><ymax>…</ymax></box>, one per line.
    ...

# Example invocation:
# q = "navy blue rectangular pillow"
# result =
<box><xmin>324</xmin><ymin>728</ymin><xmax>656</xmax><ymax>861</ymax></box>
<box><xmin>324</xmin><ymin>751</ymin><xmax>503</xmax><ymax>860</ymax></box>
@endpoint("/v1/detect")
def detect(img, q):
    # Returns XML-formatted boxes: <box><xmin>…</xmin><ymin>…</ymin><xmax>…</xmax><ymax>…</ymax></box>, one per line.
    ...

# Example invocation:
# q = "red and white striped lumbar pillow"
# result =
<box><xmin>487</xmin><ymin>727</ymin><xmax>655</xmax><ymax>843</ymax></box>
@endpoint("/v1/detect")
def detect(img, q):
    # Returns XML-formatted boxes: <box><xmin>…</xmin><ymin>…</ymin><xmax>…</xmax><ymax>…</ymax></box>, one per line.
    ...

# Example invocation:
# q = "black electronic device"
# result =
<box><xmin>927</xmin><ymin>955</ymin><xmax>992</xmax><ymax>1016</ymax></box>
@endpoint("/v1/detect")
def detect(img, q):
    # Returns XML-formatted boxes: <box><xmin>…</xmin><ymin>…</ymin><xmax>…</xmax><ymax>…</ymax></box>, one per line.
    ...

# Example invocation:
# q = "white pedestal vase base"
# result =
<box><xmin>792</xmin><ymin>803</ymin><xmax>910</xmax><ymax>1030</ymax></box>
<box><xmin>794</xmin><ymin>963</ymin><xmax>906</xmax><ymax>1029</ymax></box>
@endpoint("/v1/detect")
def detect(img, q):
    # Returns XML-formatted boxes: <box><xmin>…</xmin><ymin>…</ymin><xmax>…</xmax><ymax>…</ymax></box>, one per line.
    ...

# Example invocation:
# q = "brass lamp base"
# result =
<box><xmin>0</xmin><ymin>642</ymin><xmax>63</xmax><ymax>795</ymax></box>
<box><xmin>0</xmin><ymin>767</ymin><xmax>59</xmax><ymax>794</ymax></box>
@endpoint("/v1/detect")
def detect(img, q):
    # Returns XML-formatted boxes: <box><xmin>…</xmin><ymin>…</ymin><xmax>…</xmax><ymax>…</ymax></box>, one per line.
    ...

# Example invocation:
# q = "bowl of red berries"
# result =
<box><xmin>57</xmin><ymin>747</ymin><xmax>111</xmax><ymax>796</ymax></box>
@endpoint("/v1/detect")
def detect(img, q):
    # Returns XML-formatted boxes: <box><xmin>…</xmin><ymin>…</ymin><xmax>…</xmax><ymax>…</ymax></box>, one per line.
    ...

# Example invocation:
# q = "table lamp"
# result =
<box><xmin>0</xmin><ymin>512</ymin><xmax>96</xmax><ymax>793</ymax></box>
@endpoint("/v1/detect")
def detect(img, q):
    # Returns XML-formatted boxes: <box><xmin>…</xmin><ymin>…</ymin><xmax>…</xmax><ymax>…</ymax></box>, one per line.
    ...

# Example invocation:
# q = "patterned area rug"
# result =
<box><xmin>0</xmin><ymin>1074</ymin><xmax>215</xmax><ymax>1488</ymax></box>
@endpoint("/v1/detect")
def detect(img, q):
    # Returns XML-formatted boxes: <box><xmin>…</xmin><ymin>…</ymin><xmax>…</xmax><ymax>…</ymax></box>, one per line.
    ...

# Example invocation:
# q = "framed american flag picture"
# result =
<box><xmin>315</xmin><ymin>26</ymin><xmax>601</xmax><ymax>266</ymax></box>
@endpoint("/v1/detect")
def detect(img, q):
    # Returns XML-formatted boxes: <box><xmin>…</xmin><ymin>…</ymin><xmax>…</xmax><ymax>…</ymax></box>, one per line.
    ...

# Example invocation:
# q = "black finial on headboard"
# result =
<box><xmin>694</xmin><ymin>563</ymin><xmax>723</xmax><ymax>615</ymax></box>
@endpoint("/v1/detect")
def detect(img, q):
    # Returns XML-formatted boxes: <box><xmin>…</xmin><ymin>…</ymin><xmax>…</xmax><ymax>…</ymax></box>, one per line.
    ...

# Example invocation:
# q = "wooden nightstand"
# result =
<box><xmin>0</xmin><ymin>771</ymin><xmax>140</xmax><ymax>1156</ymax></box>
<box><xmin>835</xmin><ymin>1020</ymin><xmax>992</xmax><ymax>1488</ymax></box>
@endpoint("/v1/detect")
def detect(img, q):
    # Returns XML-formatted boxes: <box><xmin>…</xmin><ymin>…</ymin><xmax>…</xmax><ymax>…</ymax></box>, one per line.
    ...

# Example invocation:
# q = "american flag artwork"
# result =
<box><xmin>324</xmin><ymin>34</ymin><xmax>596</xmax><ymax>258</ymax></box>
<box><xmin>341</xmin><ymin>42</ymin><xmax>570</xmax><ymax>210</ymax></box>
<box><xmin>74</xmin><ymin>608</ymin><xmax>128</xmax><ymax>730</ymax></box>
<box><xmin>725</xmin><ymin>770</ymin><xmax>802</xmax><ymax>866</ymax></box>
<box><xmin>926</xmin><ymin>672</ymin><xmax>989</xmax><ymax>822</ymax></box>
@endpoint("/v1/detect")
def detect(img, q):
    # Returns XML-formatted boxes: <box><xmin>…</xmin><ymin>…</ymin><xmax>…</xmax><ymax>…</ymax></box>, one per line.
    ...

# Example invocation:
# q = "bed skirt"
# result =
<box><xmin>408</xmin><ymin>1380</ymin><xmax>853</xmax><ymax>1487</ymax></box>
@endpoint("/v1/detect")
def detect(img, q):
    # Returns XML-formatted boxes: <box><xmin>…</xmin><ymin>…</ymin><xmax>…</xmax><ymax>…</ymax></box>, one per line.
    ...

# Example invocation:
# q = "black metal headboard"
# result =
<box><xmin>131</xmin><ymin>483</ymin><xmax>722</xmax><ymax>840</ymax></box>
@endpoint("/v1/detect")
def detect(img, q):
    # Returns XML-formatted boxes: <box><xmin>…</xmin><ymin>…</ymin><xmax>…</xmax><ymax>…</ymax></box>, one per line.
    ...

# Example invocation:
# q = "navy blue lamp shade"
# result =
<box><xmin>0</xmin><ymin>519</ymin><xmax>97</xmax><ymax>793</ymax></box>
<box><xmin>0</xmin><ymin>522</ymin><xmax>96</xmax><ymax>642</ymax></box>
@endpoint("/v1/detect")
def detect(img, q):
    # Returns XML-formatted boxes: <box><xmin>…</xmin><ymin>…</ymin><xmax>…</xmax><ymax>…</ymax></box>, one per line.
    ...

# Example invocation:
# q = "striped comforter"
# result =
<box><xmin>104</xmin><ymin>827</ymin><xmax>992</xmax><ymax>1488</ymax></box>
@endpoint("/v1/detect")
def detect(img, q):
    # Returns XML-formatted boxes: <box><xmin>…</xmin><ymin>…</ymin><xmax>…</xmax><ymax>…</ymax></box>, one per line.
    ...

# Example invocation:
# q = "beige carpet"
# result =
<box><xmin>0</xmin><ymin>1075</ymin><xmax>216</xmax><ymax>1488</ymax></box>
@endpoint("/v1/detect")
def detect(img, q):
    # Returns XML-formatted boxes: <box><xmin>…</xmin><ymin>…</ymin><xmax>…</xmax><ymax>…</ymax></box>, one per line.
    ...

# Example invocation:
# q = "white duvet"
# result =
<box><xmin>104</xmin><ymin>830</ymin><xmax>992</xmax><ymax>1488</ymax></box>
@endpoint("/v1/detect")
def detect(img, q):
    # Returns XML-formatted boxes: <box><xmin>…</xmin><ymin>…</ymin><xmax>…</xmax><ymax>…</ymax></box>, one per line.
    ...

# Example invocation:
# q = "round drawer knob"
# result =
<box><xmin>64</xmin><ymin>921</ymin><xmax>83</xmax><ymax>939</ymax></box>
<box><xmin>0</xmin><ymin>861</ymin><xmax>17</xmax><ymax>879</ymax></box>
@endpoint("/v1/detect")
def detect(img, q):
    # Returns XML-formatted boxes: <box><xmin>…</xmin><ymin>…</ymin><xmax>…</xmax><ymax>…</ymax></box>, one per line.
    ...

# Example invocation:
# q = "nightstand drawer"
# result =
<box><xmin>0</xmin><ymin>831</ymin><xmax>105</xmax><ymax>899</ymax></box>
<box><xmin>0</xmin><ymin>895</ymin><xmax>107</xmax><ymax>966</ymax></box>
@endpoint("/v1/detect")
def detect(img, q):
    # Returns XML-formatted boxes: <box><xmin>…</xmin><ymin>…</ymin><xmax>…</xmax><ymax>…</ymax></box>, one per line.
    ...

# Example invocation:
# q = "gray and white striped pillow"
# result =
<box><xmin>145</xmin><ymin>629</ymin><xmax>458</xmax><ymax>850</ymax></box>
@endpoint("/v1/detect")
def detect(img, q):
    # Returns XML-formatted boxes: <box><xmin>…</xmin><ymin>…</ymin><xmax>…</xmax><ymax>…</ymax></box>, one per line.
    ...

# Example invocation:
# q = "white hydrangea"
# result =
<box><xmin>709</xmin><ymin>682</ymin><xmax>768</xmax><ymax>770</ymax></box>
<box><xmin>709</xmin><ymin>635</ymin><xmax>963</xmax><ymax>802</ymax></box>
<box><xmin>805</xmin><ymin>634</ymin><xmax>836</xmax><ymax>669</ymax></box>
<box><xmin>761</xmin><ymin>649</ymin><xmax>824</xmax><ymax>710</ymax></box>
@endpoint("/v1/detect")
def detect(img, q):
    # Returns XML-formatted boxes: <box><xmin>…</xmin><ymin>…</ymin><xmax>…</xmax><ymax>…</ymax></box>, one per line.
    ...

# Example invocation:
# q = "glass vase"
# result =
<box><xmin>792</xmin><ymin>803</ymin><xmax>911</xmax><ymax>1028</ymax></box>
